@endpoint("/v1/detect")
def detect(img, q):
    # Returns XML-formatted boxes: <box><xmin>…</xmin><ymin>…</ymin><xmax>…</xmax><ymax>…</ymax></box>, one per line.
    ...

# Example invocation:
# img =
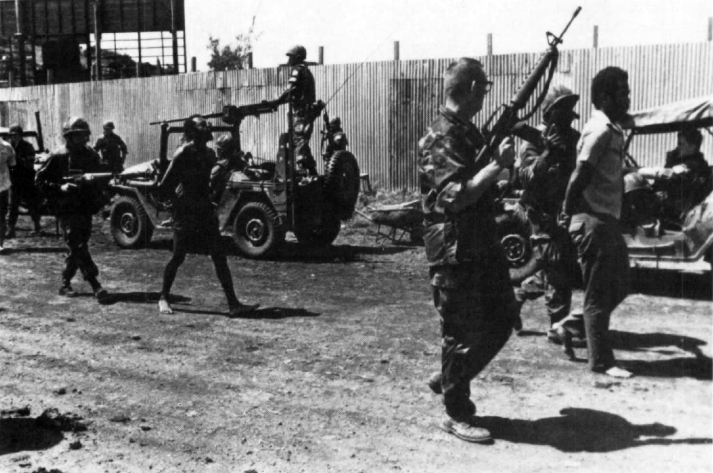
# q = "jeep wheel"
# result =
<box><xmin>496</xmin><ymin>213</ymin><xmax>539</xmax><ymax>284</ymax></box>
<box><xmin>110</xmin><ymin>196</ymin><xmax>154</xmax><ymax>248</ymax></box>
<box><xmin>294</xmin><ymin>213</ymin><xmax>341</xmax><ymax>247</ymax></box>
<box><xmin>324</xmin><ymin>151</ymin><xmax>360</xmax><ymax>220</ymax></box>
<box><xmin>233</xmin><ymin>201</ymin><xmax>284</xmax><ymax>258</ymax></box>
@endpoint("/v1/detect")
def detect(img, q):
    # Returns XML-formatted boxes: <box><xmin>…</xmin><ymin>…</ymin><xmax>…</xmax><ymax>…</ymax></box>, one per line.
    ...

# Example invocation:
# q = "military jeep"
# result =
<box><xmin>108</xmin><ymin>102</ymin><xmax>360</xmax><ymax>258</ymax></box>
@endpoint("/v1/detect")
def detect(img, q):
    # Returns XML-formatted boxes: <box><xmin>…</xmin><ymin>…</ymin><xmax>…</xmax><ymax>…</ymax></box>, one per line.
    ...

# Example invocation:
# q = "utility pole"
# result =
<box><xmin>93</xmin><ymin>0</ymin><xmax>102</xmax><ymax>80</ymax></box>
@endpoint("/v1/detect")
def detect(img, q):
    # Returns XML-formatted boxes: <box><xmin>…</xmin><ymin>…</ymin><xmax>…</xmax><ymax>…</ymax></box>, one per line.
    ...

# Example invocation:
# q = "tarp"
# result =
<box><xmin>623</xmin><ymin>96</ymin><xmax>713</xmax><ymax>134</ymax></box>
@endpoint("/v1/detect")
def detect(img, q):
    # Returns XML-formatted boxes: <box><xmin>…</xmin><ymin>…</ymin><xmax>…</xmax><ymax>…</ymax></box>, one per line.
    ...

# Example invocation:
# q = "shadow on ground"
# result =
<box><xmin>265</xmin><ymin>242</ymin><xmax>414</xmax><ymax>263</ymax></box>
<box><xmin>101</xmin><ymin>292</ymin><xmax>192</xmax><ymax>306</ymax></box>
<box><xmin>631</xmin><ymin>267</ymin><xmax>712</xmax><ymax>300</ymax></box>
<box><xmin>479</xmin><ymin>408</ymin><xmax>711</xmax><ymax>452</ymax></box>
<box><xmin>173</xmin><ymin>306</ymin><xmax>320</xmax><ymax>320</ymax></box>
<box><xmin>610</xmin><ymin>331</ymin><xmax>712</xmax><ymax>380</ymax></box>
<box><xmin>0</xmin><ymin>417</ymin><xmax>63</xmax><ymax>456</ymax></box>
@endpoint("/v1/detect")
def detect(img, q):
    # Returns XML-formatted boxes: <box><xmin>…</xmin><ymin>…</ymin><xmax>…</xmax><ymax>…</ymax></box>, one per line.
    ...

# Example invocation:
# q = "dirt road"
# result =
<box><xmin>1</xmin><ymin>218</ymin><xmax>711</xmax><ymax>473</ymax></box>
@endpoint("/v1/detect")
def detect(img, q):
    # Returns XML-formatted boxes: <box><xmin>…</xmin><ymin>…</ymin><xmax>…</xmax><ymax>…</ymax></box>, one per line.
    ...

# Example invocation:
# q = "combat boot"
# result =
<box><xmin>440</xmin><ymin>415</ymin><xmax>492</xmax><ymax>443</ymax></box>
<box><xmin>59</xmin><ymin>285</ymin><xmax>79</xmax><ymax>297</ymax></box>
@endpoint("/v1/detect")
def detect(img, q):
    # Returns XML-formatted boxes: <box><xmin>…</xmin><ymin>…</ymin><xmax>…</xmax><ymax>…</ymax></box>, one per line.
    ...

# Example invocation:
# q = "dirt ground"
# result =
<box><xmin>0</xmin><ymin>215</ymin><xmax>711</xmax><ymax>473</ymax></box>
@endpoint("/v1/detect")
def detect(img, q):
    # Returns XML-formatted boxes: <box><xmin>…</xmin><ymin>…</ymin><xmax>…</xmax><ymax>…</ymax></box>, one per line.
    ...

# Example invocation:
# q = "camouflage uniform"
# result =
<box><xmin>35</xmin><ymin>145</ymin><xmax>105</xmax><ymax>289</ymax></box>
<box><xmin>514</xmin><ymin>124</ymin><xmax>580</xmax><ymax>327</ymax></box>
<box><xmin>419</xmin><ymin>106</ymin><xmax>517</xmax><ymax>420</ymax></box>
<box><xmin>276</xmin><ymin>63</ymin><xmax>318</xmax><ymax>175</ymax></box>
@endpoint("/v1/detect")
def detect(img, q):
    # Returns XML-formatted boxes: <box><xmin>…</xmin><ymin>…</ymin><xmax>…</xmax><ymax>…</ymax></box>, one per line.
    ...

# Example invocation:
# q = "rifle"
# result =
<box><xmin>475</xmin><ymin>7</ymin><xmax>581</xmax><ymax>170</ymax></box>
<box><xmin>149</xmin><ymin>101</ymin><xmax>277</xmax><ymax>126</ymax></box>
<box><xmin>61</xmin><ymin>170</ymin><xmax>115</xmax><ymax>189</ymax></box>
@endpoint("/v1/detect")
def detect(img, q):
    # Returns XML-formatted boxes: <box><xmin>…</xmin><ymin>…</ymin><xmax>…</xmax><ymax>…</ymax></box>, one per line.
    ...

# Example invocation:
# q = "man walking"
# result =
<box><xmin>35</xmin><ymin>117</ymin><xmax>109</xmax><ymax>301</ymax></box>
<box><xmin>562</xmin><ymin>67</ymin><xmax>633</xmax><ymax>378</ymax></box>
<box><xmin>419</xmin><ymin>58</ymin><xmax>518</xmax><ymax>443</ymax></box>
<box><xmin>94</xmin><ymin>120</ymin><xmax>128</xmax><ymax>173</ymax></box>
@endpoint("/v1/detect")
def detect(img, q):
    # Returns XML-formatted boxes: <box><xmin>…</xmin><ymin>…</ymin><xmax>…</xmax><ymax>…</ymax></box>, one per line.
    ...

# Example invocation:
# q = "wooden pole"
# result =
<box><xmin>93</xmin><ymin>0</ymin><xmax>102</xmax><ymax>80</ymax></box>
<box><xmin>14</xmin><ymin>0</ymin><xmax>26</xmax><ymax>86</ymax></box>
<box><xmin>318</xmin><ymin>46</ymin><xmax>324</xmax><ymax>65</ymax></box>
<box><xmin>593</xmin><ymin>25</ymin><xmax>599</xmax><ymax>49</ymax></box>
<box><xmin>170</xmin><ymin>0</ymin><xmax>179</xmax><ymax>74</ymax></box>
<box><xmin>708</xmin><ymin>17</ymin><xmax>712</xmax><ymax>41</ymax></box>
<box><xmin>487</xmin><ymin>33</ymin><xmax>492</xmax><ymax>56</ymax></box>
<box><xmin>393</xmin><ymin>41</ymin><xmax>399</xmax><ymax>61</ymax></box>
<box><xmin>191</xmin><ymin>56</ymin><xmax>196</xmax><ymax>72</ymax></box>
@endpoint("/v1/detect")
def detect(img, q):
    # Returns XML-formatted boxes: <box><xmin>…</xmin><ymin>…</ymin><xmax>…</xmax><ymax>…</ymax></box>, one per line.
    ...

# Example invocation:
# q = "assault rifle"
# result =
<box><xmin>62</xmin><ymin>169</ymin><xmax>115</xmax><ymax>188</ymax></box>
<box><xmin>475</xmin><ymin>7</ymin><xmax>581</xmax><ymax>170</ymax></box>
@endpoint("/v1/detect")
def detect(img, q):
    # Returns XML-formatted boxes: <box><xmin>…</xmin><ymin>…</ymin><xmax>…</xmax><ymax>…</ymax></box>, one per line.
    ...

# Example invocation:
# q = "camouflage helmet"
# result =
<box><xmin>542</xmin><ymin>85</ymin><xmax>580</xmax><ymax>118</ymax></box>
<box><xmin>62</xmin><ymin>117</ymin><xmax>91</xmax><ymax>137</ymax></box>
<box><xmin>215</xmin><ymin>135</ymin><xmax>237</xmax><ymax>151</ymax></box>
<box><xmin>286</xmin><ymin>45</ymin><xmax>307</xmax><ymax>61</ymax></box>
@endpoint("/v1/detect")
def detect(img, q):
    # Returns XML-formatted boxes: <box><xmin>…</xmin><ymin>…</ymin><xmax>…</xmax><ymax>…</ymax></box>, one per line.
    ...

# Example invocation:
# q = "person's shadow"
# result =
<box><xmin>173</xmin><ymin>306</ymin><xmax>321</xmax><ymax>320</ymax></box>
<box><xmin>610</xmin><ymin>331</ymin><xmax>712</xmax><ymax>380</ymax></box>
<box><xmin>478</xmin><ymin>408</ymin><xmax>711</xmax><ymax>452</ymax></box>
<box><xmin>99</xmin><ymin>292</ymin><xmax>192</xmax><ymax>306</ymax></box>
<box><xmin>0</xmin><ymin>410</ymin><xmax>63</xmax><ymax>456</ymax></box>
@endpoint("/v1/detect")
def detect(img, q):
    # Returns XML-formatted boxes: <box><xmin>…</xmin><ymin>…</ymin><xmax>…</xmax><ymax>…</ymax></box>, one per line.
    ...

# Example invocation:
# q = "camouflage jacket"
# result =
<box><xmin>418</xmin><ymin>107</ymin><xmax>500</xmax><ymax>269</ymax></box>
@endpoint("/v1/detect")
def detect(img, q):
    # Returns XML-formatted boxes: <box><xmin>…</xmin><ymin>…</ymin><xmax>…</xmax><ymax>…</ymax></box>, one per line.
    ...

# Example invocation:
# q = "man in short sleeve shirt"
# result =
<box><xmin>562</xmin><ymin>66</ymin><xmax>633</xmax><ymax>378</ymax></box>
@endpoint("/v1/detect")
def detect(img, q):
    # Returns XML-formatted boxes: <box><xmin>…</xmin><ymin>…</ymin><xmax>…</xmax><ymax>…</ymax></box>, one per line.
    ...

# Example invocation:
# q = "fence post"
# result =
<box><xmin>487</xmin><ymin>33</ymin><xmax>493</xmax><ymax>56</ymax></box>
<box><xmin>318</xmin><ymin>46</ymin><xmax>324</xmax><ymax>65</ymax></box>
<box><xmin>708</xmin><ymin>17</ymin><xmax>712</xmax><ymax>41</ymax></box>
<box><xmin>191</xmin><ymin>57</ymin><xmax>197</xmax><ymax>72</ymax></box>
<box><xmin>247</xmin><ymin>52</ymin><xmax>253</xmax><ymax>69</ymax></box>
<box><xmin>93</xmin><ymin>0</ymin><xmax>103</xmax><ymax>80</ymax></box>
<box><xmin>393</xmin><ymin>41</ymin><xmax>400</xmax><ymax>61</ymax></box>
<box><xmin>593</xmin><ymin>25</ymin><xmax>599</xmax><ymax>49</ymax></box>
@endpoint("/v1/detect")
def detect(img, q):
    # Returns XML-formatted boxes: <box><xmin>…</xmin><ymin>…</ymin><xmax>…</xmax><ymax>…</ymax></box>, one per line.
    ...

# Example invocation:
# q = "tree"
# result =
<box><xmin>207</xmin><ymin>16</ymin><xmax>260</xmax><ymax>71</ymax></box>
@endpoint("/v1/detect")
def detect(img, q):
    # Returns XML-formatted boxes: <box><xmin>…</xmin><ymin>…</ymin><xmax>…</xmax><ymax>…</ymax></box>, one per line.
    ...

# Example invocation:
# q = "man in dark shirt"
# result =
<box><xmin>94</xmin><ymin>121</ymin><xmax>128</xmax><ymax>173</ymax></box>
<box><xmin>273</xmin><ymin>45</ymin><xmax>321</xmax><ymax>176</ymax></box>
<box><xmin>156</xmin><ymin>116</ymin><xmax>259</xmax><ymax>317</ymax></box>
<box><xmin>35</xmin><ymin>117</ymin><xmax>109</xmax><ymax>301</ymax></box>
<box><xmin>512</xmin><ymin>86</ymin><xmax>582</xmax><ymax>345</ymax></box>
<box><xmin>418</xmin><ymin>58</ymin><xmax>517</xmax><ymax>443</ymax></box>
<box><xmin>322</xmin><ymin>117</ymin><xmax>349</xmax><ymax>161</ymax></box>
<box><xmin>6</xmin><ymin>124</ymin><xmax>42</xmax><ymax>237</ymax></box>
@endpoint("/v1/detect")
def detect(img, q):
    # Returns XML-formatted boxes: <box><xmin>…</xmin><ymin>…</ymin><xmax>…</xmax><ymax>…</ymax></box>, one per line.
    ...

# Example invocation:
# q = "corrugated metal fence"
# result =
<box><xmin>0</xmin><ymin>42</ymin><xmax>711</xmax><ymax>191</ymax></box>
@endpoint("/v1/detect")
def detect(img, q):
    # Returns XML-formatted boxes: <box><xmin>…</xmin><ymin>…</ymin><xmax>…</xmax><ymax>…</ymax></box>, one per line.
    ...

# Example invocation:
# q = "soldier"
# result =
<box><xmin>562</xmin><ymin>67</ymin><xmax>633</xmax><ymax>379</ymax></box>
<box><xmin>0</xmin><ymin>134</ymin><xmax>15</xmax><ymax>253</ymax></box>
<box><xmin>210</xmin><ymin>135</ymin><xmax>244</xmax><ymax>204</ymax></box>
<box><xmin>322</xmin><ymin>117</ymin><xmax>349</xmax><ymax>160</ymax></box>
<box><xmin>273</xmin><ymin>45</ymin><xmax>321</xmax><ymax>176</ymax></box>
<box><xmin>419</xmin><ymin>58</ymin><xmax>518</xmax><ymax>443</ymax></box>
<box><xmin>6</xmin><ymin>124</ymin><xmax>42</xmax><ymax>238</ymax></box>
<box><xmin>156</xmin><ymin>116</ymin><xmax>259</xmax><ymax>317</ymax></box>
<box><xmin>512</xmin><ymin>86</ymin><xmax>584</xmax><ymax>347</ymax></box>
<box><xmin>35</xmin><ymin>117</ymin><xmax>109</xmax><ymax>301</ymax></box>
<box><xmin>94</xmin><ymin>120</ymin><xmax>128</xmax><ymax>173</ymax></box>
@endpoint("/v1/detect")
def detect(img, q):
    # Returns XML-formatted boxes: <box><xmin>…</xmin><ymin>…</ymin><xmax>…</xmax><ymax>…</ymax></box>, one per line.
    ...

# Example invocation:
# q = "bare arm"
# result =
<box><xmin>562</xmin><ymin>160</ymin><xmax>594</xmax><ymax>216</ymax></box>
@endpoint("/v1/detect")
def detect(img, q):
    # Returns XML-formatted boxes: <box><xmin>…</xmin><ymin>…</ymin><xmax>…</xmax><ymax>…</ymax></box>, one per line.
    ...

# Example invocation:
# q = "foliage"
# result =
<box><xmin>207</xmin><ymin>16</ymin><xmax>261</xmax><ymax>71</ymax></box>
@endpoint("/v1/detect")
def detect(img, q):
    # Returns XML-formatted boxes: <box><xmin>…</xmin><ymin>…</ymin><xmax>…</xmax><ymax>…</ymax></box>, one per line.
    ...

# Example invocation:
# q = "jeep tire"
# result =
<box><xmin>233</xmin><ymin>201</ymin><xmax>284</xmax><ymax>258</ymax></box>
<box><xmin>110</xmin><ymin>196</ymin><xmax>154</xmax><ymax>248</ymax></box>
<box><xmin>324</xmin><ymin>151</ymin><xmax>360</xmax><ymax>220</ymax></box>
<box><xmin>294</xmin><ymin>212</ymin><xmax>341</xmax><ymax>247</ymax></box>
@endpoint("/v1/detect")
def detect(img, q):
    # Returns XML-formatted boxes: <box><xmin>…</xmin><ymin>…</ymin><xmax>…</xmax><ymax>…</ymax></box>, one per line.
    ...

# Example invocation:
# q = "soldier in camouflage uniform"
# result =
<box><xmin>512</xmin><ymin>86</ymin><xmax>584</xmax><ymax>346</ymax></box>
<box><xmin>322</xmin><ymin>117</ymin><xmax>349</xmax><ymax>160</ymax></box>
<box><xmin>93</xmin><ymin>121</ymin><xmax>128</xmax><ymax>173</ymax></box>
<box><xmin>419</xmin><ymin>58</ymin><xmax>518</xmax><ymax>443</ymax></box>
<box><xmin>273</xmin><ymin>45</ymin><xmax>321</xmax><ymax>176</ymax></box>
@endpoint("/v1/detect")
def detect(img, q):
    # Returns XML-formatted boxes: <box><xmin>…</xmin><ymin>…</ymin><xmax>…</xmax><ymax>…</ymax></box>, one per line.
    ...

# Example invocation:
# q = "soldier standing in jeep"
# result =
<box><xmin>156</xmin><ymin>115</ymin><xmax>259</xmax><ymax>317</ymax></box>
<box><xmin>512</xmin><ymin>86</ymin><xmax>583</xmax><ymax>347</ymax></box>
<box><xmin>273</xmin><ymin>45</ymin><xmax>320</xmax><ymax>176</ymax></box>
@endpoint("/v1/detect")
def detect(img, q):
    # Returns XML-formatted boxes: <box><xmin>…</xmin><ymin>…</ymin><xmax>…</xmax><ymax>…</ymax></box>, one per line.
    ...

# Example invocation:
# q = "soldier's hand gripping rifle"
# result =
<box><xmin>475</xmin><ymin>7</ymin><xmax>581</xmax><ymax>171</ymax></box>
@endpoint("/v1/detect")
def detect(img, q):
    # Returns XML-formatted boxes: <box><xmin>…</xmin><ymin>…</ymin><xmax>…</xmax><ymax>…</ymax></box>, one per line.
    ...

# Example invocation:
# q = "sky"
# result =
<box><xmin>183</xmin><ymin>0</ymin><xmax>713</xmax><ymax>70</ymax></box>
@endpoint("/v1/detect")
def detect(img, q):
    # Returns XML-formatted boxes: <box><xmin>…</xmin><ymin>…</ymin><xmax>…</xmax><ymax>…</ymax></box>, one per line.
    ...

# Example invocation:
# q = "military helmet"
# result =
<box><xmin>329</xmin><ymin>117</ymin><xmax>342</xmax><ymax>128</ymax></box>
<box><xmin>102</xmin><ymin>120</ymin><xmax>115</xmax><ymax>130</ymax></box>
<box><xmin>62</xmin><ymin>117</ymin><xmax>91</xmax><ymax>137</ymax></box>
<box><xmin>9</xmin><ymin>124</ymin><xmax>23</xmax><ymax>135</ymax></box>
<box><xmin>286</xmin><ymin>45</ymin><xmax>307</xmax><ymax>61</ymax></box>
<box><xmin>542</xmin><ymin>85</ymin><xmax>580</xmax><ymax>118</ymax></box>
<box><xmin>624</xmin><ymin>171</ymin><xmax>651</xmax><ymax>194</ymax></box>
<box><xmin>215</xmin><ymin>135</ymin><xmax>237</xmax><ymax>151</ymax></box>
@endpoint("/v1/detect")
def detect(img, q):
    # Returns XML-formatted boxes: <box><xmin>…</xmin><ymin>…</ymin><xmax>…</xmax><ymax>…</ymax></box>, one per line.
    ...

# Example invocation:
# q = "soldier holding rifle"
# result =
<box><xmin>419</xmin><ymin>58</ymin><xmax>518</xmax><ymax>443</ymax></box>
<box><xmin>35</xmin><ymin>117</ymin><xmax>110</xmax><ymax>301</ymax></box>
